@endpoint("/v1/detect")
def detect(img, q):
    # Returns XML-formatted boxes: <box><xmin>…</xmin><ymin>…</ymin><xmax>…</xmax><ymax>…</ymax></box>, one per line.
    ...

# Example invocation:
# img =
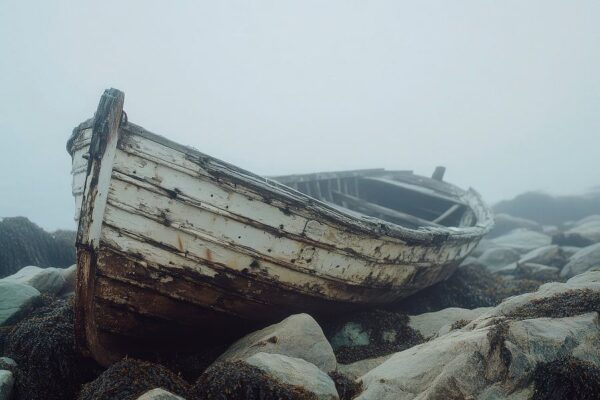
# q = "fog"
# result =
<box><xmin>1</xmin><ymin>1</ymin><xmax>598</xmax><ymax>231</ymax></box>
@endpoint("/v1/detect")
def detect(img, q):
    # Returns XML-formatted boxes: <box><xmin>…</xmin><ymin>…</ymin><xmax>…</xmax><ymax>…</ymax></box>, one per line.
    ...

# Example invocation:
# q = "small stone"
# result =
<box><xmin>136</xmin><ymin>388</ymin><xmax>186</xmax><ymax>400</ymax></box>
<box><xmin>330</xmin><ymin>322</ymin><xmax>370</xmax><ymax>348</ymax></box>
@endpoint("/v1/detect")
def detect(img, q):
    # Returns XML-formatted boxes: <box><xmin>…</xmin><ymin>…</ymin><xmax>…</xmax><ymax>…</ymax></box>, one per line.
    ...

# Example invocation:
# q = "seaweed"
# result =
<box><xmin>78</xmin><ymin>358</ymin><xmax>190</xmax><ymax>400</ymax></box>
<box><xmin>328</xmin><ymin>371</ymin><xmax>362</xmax><ymax>400</ymax></box>
<box><xmin>532</xmin><ymin>357</ymin><xmax>600</xmax><ymax>400</ymax></box>
<box><xmin>322</xmin><ymin>309</ymin><xmax>423</xmax><ymax>364</ymax></box>
<box><xmin>392</xmin><ymin>264</ymin><xmax>549</xmax><ymax>315</ymax></box>
<box><xmin>449</xmin><ymin>319</ymin><xmax>470</xmax><ymax>331</ymax></box>
<box><xmin>3</xmin><ymin>296</ymin><xmax>101</xmax><ymax>400</ymax></box>
<box><xmin>507</xmin><ymin>289</ymin><xmax>600</xmax><ymax>320</ymax></box>
<box><xmin>189</xmin><ymin>360</ymin><xmax>318</xmax><ymax>400</ymax></box>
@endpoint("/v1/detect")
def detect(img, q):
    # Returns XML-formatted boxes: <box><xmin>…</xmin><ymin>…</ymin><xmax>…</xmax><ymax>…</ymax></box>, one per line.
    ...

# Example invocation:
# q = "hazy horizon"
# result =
<box><xmin>1</xmin><ymin>1</ymin><xmax>599</xmax><ymax>231</ymax></box>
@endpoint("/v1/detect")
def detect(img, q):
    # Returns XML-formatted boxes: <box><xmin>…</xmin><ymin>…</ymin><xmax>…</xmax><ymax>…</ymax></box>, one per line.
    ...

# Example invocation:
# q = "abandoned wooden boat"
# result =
<box><xmin>68</xmin><ymin>88</ymin><xmax>493</xmax><ymax>365</ymax></box>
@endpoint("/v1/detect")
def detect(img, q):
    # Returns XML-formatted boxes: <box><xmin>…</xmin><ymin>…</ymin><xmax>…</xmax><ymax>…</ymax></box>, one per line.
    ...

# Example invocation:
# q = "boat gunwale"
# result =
<box><xmin>68</xmin><ymin>116</ymin><xmax>493</xmax><ymax>246</ymax></box>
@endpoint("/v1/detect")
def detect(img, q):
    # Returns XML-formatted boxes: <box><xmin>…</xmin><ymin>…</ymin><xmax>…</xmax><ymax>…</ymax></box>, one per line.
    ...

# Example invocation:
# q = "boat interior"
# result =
<box><xmin>272</xmin><ymin>168</ymin><xmax>476</xmax><ymax>229</ymax></box>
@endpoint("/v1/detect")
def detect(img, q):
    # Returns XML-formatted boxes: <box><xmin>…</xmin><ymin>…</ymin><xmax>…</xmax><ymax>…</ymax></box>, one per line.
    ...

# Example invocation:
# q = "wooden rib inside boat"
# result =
<box><xmin>68</xmin><ymin>88</ymin><xmax>493</xmax><ymax>365</ymax></box>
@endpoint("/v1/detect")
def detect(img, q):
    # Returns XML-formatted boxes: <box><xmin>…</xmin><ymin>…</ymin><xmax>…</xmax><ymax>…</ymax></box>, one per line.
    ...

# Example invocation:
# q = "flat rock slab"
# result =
<box><xmin>246</xmin><ymin>352</ymin><xmax>339</xmax><ymax>400</ymax></box>
<box><xmin>409</xmin><ymin>307</ymin><xmax>491</xmax><ymax>339</ymax></box>
<box><xmin>0</xmin><ymin>281</ymin><xmax>40</xmax><ymax>326</ymax></box>
<box><xmin>338</xmin><ymin>355</ymin><xmax>391</xmax><ymax>379</ymax></box>
<box><xmin>216</xmin><ymin>313</ymin><xmax>337</xmax><ymax>372</ymax></box>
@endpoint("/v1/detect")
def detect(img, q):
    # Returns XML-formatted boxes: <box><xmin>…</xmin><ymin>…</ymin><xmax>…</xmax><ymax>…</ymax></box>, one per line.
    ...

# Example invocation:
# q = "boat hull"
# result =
<box><xmin>70</xmin><ymin>89</ymin><xmax>492</xmax><ymax>365</ymax></box>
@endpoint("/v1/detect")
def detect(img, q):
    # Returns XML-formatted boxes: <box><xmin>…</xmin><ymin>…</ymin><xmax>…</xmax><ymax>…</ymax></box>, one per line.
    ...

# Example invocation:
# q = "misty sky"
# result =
<box><xmin>1</xmin><ymin>1</ymin><xmax>599</xmax><ymax>231</ymax></box>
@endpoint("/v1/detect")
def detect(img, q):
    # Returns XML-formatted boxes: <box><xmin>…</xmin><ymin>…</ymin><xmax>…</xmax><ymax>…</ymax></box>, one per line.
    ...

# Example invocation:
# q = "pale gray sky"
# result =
<box><xmin>1</xmin><ymin>1</ymin><xmax>599</xmax><ymax>230</ymax></box>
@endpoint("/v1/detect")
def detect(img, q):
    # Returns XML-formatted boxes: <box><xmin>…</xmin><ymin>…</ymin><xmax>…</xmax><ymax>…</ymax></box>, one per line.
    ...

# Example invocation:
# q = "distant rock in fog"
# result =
<box><xmin>494</xmin><ymin>191</ymin><xmax>600</xmax><ymax>226</ymax></box>
<box><xmin>0</xmin><ymin>217</ymin><xmax>75</xmax><ymax>278</ymax></box>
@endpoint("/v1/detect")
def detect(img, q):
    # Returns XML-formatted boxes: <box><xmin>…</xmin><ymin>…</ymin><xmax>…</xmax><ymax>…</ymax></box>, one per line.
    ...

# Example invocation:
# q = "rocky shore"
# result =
<box><xmin>1</xmin><ymin>206</ymin><xmax>600</xmax><ymax>399</ymax></box>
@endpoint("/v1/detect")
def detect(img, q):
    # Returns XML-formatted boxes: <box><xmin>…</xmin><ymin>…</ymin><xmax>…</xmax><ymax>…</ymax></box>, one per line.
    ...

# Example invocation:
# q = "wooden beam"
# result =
<box><xmin>433</xmin><ymin>204</ymin><xmax>461</xmax><ymax>224</ymax></box>
<box><xmin>363</xmin><ymin>177</ymin><xmax>466</xmax><ymax>206</ymax></box>
<box><xmin>331</xmin><ymin>191</ymin><xmax>442</xmax><ymax>228</ymax></box>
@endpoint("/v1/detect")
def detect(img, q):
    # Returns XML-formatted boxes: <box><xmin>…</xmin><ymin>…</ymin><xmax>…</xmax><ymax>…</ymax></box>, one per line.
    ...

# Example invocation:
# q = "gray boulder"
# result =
<box><xmin>136</xmin><ymin>388</ymin><xmax>185</xmax><ymax>400</ymax></box>
<box><xmin>246</xmin><ymin>353</ymin><xmax>338</xmax><ymax>400</ymax></box>
<box><xmin>561</xmin><ymin>246</ymin><xmax>583</xmax><ymax>258</ymax></box>
<box><xmin>0</xmin><ymin>281</ymin><xmax>40</xmax><ymax>326</ymax></box>
<box><xmin>566</xmin><ymin>215</ymin><xmax>600</xmax><ymax>244</ymax></box>
<box><xmin>337</xmin><ymin>355</ymin><xmax>391</xmax><ymax>380</ymax></box>
<box><xmin>2</xmin><ymin>266</ymin><xmax>66</xmax><ymax>295</ymax></box>
<box><xmin>356</xmin><ymin>271</ymin><xmax>600</xmax><ymax>399</ymax></box>
<box><xmin>0</xmin><ymin>370</ymin><xmax>14</xmax><ymax>400</ymax></box>
<box><xmin>515</xmin><ymin>262</ymin><xmax>560</xmax><ymax>281</ymax></box>
<box><xmin>215</xmin><ymin>313</ymin><xmax>336</xmax><ymax>372</ymax></box>
<box><xmin>518</xmin><ymin>245</ymin><xmax>566</xmax><ymax>268</ymax></box>
<box><xmin>488</xmin><ymin>213</ymin><xmax>541</xmax><ymax>238</ymax></box>
<box><xmin>408</xmin><ymin>307</ymin><xmax>491</xmax><ymax>339</ymax></box>
<box><xmin>560</xmin><ymin>243</ymin><xmax>600</xmax><ymax>278</ymax></box>
<box><xmin>471</xmin><ymin>239</ymin><xmax>495</xmax><ymax>257</ymax></box>
<box><xmin>490</xmin><ymin>229</ymin><xmax>552</xmax><ymax>254</ymax></box>
<box><xmin>60</xmin><ymin>264</ymin><xmax>77</xmax><ymax>295</ymax></box>
<box><xmin>477</xmin><ymin>248</ymin><xmax>520</xmax><ymax>272</ymax></box>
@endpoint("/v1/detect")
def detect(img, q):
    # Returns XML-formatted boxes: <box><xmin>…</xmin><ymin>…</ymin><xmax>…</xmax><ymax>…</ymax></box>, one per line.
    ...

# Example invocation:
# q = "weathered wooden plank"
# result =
<box><xmin>433</xmin><ymin>204</ymin><xmax>461</xmax><ymax>224</ymax></box>
<box><xmin>272</xmin><ymin>168</ymin><xmax>386</xmax><ymax>184</ymax></box>
<box><xmin>109</xmin><ymin>150</ymin><xmax>437</xmax><ymax>262</ymax></box>
<box><xmin>363</xmin><ymin>177</ymin><xmax>467</xmax><ymax>206</ymax></box>
<box><xmin>332</xmin><ymin>191</ymin><xmax>442</xmax><ymax>229</ymax></box>
<box><xmin>75</xmin><ymin>88</ymin><xmax>125</xmax><ymax>361</ymax></box>
<box><xmin>101</xmin><ymin>205</ymin><xmax>419</xmax><ymax>293</ymax></box>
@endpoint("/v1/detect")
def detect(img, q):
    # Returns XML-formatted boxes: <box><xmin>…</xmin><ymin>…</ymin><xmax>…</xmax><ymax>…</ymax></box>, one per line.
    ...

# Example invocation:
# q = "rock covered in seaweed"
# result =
<box><xmin>78</xmin><ymin>358</ymin><xmax>189</xmax><ymax>400</ymax></box>
<box><xmin>324</xmin><ymin>310</ymin><xmax>423</xmax><ymax>364</ymax></box>
<box><xmin>3</xmin><ymin>297</ymin><xmax>101</xmax><ymax>400</ymax></box>
<box><xmin>190</xmin><ymin>359</ymin><xmax>321</xmax><ymax>400</ymax></box>
<box><xmin>0</xmin><ymin>217</ymin><xmax>75</xmax><ymax>279</ymax></box>
<box><xmin>354</xmin><ymin>270</ymin><xmax>600</xmax><ymax>399</ymax></box>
